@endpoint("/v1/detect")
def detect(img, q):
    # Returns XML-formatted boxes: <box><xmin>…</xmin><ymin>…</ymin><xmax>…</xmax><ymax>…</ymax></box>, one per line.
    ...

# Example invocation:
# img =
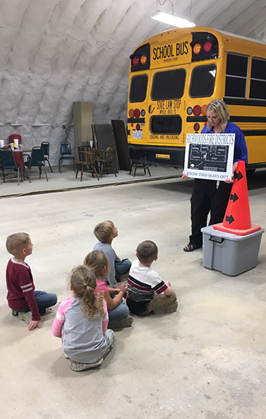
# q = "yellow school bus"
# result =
<box><xmin>127</xmin><ymin>27</ymin><xmax>266</xmax><ymax>170</ymax></box>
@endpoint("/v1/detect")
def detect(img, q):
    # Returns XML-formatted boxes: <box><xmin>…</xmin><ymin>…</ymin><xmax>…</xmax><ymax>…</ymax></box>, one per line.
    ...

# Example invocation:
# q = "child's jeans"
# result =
<box><xmin>34</xmin><ymin>291</ymin><xmax>57</xmax><ymax>313</ymax></box>
<box><xmin>115</xmin><ymin>258</ymin><xmax>131</xmax><ymax>281</ymax></box>
<box><xmin>19</xmin><ymin>290</ymin><xmax>57</xmax><ymax>314</ymax></box>
<box><xmin>108</xmin><ymin>301</ymin><xmax>129</xmax><ymax>322</ymax></box>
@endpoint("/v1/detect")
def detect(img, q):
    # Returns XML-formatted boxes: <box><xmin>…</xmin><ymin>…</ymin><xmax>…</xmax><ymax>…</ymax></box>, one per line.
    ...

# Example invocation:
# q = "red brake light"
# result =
<box><xmin>193</xmin><ymin>105</ymin><xmax>201</xmax><ymax>116</ymax></box>
<box><xmin>134</xmin><ymin>109</ymin><xmax>140</xmax><ymax>118</ymax></box>
<box><xmin>133</xmin><ymin>57</ymin><xmax>139</xmax><ymax>66</ymax></box>
<box><xmin>204</xmin><ymin>41</ymin><xmax>212</xmax><ymax>53</ymax></box>
<box><xmin>194</xmin><ymin>123</ymin><xmax>200</xmax><ymax>132</ymax></box>
<box><xmin>136</xmin><ymin>124</ymin><xmax>140</xmax><ymax>130</ymax></box>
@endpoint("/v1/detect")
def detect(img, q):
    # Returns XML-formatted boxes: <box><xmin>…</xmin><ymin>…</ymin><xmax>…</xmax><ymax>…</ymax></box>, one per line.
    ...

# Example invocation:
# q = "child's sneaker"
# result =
<box><xmin>12</xmin><ymin>310</ymin><xmax>18</xmax><ymax>316</ymax></box>
<box><xmin>70</xmin><ymin>357</ymin><xmax>104</xmax><ymax>372</ymax></box>
<box><xmin>153</xmin><ymin>300</ymin><xmax>178</xmax><ymax>315</ymax></box>
<box><xmin>108</xmin><ymin>316</ymin><xmax>133</xmax><ymax>329</ymax></box>
<box><xmin>17</xmin><ymin>311</ymin><xmax>32</xmax><ymax>324</ymax></box>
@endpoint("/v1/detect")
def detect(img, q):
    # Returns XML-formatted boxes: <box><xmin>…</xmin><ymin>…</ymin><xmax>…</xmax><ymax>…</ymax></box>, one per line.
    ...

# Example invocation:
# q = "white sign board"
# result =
<box><xmin>184</xmin><ymin>133</ymin><xmax>235</xmax><ymax>181</ymax></box>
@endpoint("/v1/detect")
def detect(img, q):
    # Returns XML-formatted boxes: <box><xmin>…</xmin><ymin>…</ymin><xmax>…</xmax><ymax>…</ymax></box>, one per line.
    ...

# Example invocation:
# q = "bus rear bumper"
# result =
<box><xmin>129</xmin><ymin>145</ymin><xmax>185</xmax><ymax>167</ymax></box>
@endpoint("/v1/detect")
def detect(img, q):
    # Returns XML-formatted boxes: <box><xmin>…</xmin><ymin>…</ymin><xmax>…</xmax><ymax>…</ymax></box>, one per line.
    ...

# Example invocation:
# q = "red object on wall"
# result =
<box><xmin>9</xmin><ymin>134</ymin><xmax>22</xmax><ymax>144</ymax></box>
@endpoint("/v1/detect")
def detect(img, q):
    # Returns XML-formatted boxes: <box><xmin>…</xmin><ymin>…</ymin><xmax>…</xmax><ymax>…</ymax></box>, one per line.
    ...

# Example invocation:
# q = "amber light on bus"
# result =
<box><xmin>201</xmin><ymin>104</ymin><xmax>207</xmax><ymax>115</ymax></box>
<box><xmin>140</xmin><ymin>55</ymin><xmax>147</xmax><ymax>65</ymax></box>
<box><xmin>193</xmin><ymin>43</ymin><xmax>202</xmax><ymax>55</ymax></box>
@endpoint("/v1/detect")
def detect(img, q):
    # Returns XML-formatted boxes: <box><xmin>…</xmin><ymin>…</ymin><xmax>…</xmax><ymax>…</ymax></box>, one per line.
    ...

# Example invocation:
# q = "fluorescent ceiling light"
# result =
<box><xmin>152</xmin><ymin>11</ymin><xmax>196</xmax><ymax>28</ymax></box>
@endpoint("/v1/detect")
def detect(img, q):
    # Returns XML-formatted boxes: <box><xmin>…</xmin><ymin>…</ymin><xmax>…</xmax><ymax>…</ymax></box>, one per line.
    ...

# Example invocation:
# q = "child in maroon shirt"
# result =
<box><xmin>6</xmin><ymin>232</ymin><xmax>57</xmax><ymax>331</ymax></box>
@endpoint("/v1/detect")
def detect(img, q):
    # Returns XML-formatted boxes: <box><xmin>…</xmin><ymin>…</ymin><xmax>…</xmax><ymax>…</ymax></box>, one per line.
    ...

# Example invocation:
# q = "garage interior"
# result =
<box><xmin>1</xmin><ymin>1</ymin><xmax>266</xmax><ymax>418</ymax></box>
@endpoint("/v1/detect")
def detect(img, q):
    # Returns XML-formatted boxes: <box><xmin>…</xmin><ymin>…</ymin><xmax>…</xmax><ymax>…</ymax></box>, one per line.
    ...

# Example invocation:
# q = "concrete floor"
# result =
<box><xmin>1</xmin><ymin>166</ymin><xmax>266</xmax><ymax>419</ymax></box>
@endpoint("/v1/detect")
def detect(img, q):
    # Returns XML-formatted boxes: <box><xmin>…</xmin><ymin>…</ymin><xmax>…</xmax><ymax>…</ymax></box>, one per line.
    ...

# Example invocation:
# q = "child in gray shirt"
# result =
<box><xmin>93</xmin><ymin>220</ymin><xmax>131</xmax><ymax>288</ymax></box>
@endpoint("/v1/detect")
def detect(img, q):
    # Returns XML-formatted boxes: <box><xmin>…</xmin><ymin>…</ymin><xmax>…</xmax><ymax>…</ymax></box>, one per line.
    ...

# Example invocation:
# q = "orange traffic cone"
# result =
<box><xmin>213</xmin><ymin>161</ymin><xmax>261</xmax><ymax>235</ymax></box>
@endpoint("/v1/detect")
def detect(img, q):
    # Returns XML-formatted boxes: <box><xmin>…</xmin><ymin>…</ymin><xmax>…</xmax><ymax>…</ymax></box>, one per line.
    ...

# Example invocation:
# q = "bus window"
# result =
<box><xmin>129</xmin><ymin>75</ymin><xmax>148</xmax><ymax>103</ymax></box>
<box><xmin>190</xmin><ymin>64</ymin><xmax>216</xmax><ymax>97</ymax></box>
<box><xmin>250</xmin><ymin>58</ymin><xmax>266</xmax><ymax>100</ymax></box>
<box><xmin>225</xmin><ymin>53</ymin><xmax>248</xmax><ymax>98</ymax></box>
<box><xmin>151</xmin><ymin>69</ymin><xmax>186</xmax><ymax>101</ymax></box>
<box><xmin>151</xmin><ymin>115</ymin><xmax>182</xmax><ymax>134</ymax></box>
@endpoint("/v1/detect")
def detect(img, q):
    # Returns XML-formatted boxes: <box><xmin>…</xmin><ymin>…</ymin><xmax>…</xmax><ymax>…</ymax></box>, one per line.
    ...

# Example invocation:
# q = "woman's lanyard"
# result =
<box><xmin>213</xmin><ymin>127</ymin><xmax>222</xmax><ymax>190</ymax></box>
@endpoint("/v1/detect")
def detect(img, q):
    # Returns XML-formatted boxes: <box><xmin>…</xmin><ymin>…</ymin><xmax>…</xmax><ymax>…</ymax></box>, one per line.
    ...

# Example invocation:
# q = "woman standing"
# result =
<box><xmin>182</xmin><ymin>99</ymin><xmax>248</xmax><ymax>252</ymax></box>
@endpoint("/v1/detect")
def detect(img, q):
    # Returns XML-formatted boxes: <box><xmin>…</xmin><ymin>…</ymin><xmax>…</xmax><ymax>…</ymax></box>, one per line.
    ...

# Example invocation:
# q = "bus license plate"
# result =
<box><xmin>156</xmin><ymin>154</ymin><xmax>170</xmax><ymax>159</ymax></box>
<box><xmin>133</xmin><ymin>131</ymin><xmax>143</xmax><ymax>139</ymax></box>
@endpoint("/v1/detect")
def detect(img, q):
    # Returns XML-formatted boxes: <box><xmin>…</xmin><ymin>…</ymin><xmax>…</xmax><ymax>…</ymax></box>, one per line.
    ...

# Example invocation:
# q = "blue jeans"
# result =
<box><xmin>34</xmin><ymin>291</ymin><xmax>57</xmax><ymax>313</ymax></box>
<box><xmin>20</xmin><ymin>291</ymin><xmax>57</xmax><ymax>314</ymax></box>
<box><xmin>115</xmin><ymin>258</ymin><xmax>131</xmax><ymax>281</ymax></box>
<box><xmin>108</xmin><ymin>301</ymin><xmax>129</xmax><ymax>322</ymax></box>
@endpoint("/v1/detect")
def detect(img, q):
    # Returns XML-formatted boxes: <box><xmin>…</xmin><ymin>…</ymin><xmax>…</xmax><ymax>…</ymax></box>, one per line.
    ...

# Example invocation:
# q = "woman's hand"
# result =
<box><xmin>182</xmin><ymin>170</ymin><xmax>189</xmax><ymax>179</ymax></box>
<box><xmin>224</xmin><ymin>175</ymin><xmax>234</xmax><ymax>183</ymax></box>
<box><xmin>225</xmin><ymin>162</ymin><xmax>239</xmax><ymax>183</ymax></box>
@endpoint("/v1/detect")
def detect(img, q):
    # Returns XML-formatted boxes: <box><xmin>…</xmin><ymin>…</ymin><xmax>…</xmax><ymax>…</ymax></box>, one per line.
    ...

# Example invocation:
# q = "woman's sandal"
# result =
<box><xmin>183</xmin><ymin>243</ymin><xmax>201</xmax><ymax>252</ymax></box>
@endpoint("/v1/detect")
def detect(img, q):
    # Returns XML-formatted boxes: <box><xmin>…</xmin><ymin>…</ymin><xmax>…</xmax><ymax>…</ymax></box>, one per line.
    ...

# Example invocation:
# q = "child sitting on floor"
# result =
<box><xmin>126</xmin><ymin>240</ymin><xmax>178</xmax><ymax>316</ymax></box>
<box><xmin>93</xmin><ymin>220</ymin><xmax>131</xmax><ymax>288</ymax></box>
<box><xmin>5</xmin><ymin>232</ymin><xmax>57</xmax><ymax>331</ymax></box>
<box><xmin>84</xmin><ymin>250</ymin><xmax>133</xmax><ymax>329</ymax></box>
<box><xmin>52</xmin><ymin>265</ymin><xmax>115</xmax><ymax>372</ymax></box>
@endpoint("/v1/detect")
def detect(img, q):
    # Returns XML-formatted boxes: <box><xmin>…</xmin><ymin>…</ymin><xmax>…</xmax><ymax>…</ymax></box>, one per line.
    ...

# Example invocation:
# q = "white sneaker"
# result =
<box><xmin>18</xmin><ymin>311</ymin><xmax>32</xmax><ymax>324</ymax></box>
<box><xmin>70</xmin><ymin>357</ymin><xmax>104</xmax><ymax>372</ymax></box>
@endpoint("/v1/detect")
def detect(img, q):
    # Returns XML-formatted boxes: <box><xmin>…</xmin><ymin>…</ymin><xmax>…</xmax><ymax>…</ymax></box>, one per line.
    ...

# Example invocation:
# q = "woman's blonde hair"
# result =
<box><xmin>84</xmin><ymin>250</ymin><xmax>110</xmax><ymax>280</ymax></box>
<box><xmin>207</xmin><ymin>99</ymin><xmax>230</xmax><ymax>132</ymax></box>
<box><xmin>70</xmin><ymin>265</ymin><xmax>104</xmax><ymax>319</ymax></box>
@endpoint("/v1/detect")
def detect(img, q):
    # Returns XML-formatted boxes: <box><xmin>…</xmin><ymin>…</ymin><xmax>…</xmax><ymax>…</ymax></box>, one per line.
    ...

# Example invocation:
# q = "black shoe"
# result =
<box><xmin>183</xmin><ymin>243</ymin><xmax>202</xmax><ymax>252</ymax></box>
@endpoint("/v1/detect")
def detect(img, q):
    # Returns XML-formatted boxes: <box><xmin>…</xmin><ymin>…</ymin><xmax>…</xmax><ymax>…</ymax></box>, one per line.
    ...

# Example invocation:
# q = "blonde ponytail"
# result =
<box><xmin>70</xmin><ymin>265</ymin><xmax>104</xmax><ymax>318</ymax></box>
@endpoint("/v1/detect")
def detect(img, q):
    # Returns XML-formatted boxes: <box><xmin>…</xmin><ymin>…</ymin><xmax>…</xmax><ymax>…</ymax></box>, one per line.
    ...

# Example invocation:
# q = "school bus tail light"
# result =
<box><xmin>187</xmin><ymin>107</ymin><xmax>193</xmax><ymax>115</ymax></box>
<box><xmin>129</xmin><ymin>108</ymin><xmax>134</xmax><ymax>118</ymax></box>
<box><xmin>191</xmin><ymin>32</ymin><xmax>218</xmax><ymax>62</ymax></box>
<box><xmin>194</xmin><ymin>123</ymin><xmax>200</xmax><ymax>132</ymax></box>
<box><xmin>193</xmin><ymin>105</ymin><xmax>201</xmax><ymax>116</ymax></box>
<box><xmin>134</xmin><ymin>108</ymin><xmax>140</xmax><ymax>118</ymax></box>
<box><xmin>204</xmin><ymin>41</ymin><xmax>212</xmax><ymax>53</ymax></box>
<box><xmin>193</xmin><ymin>43</ymin><xmax>202</xmax><ymax>55</ymax></box>
<box><xmin>133</xmin><ymin>57</ymin><xmax>139</xmax><ymax>66</ymax></box>
<box><xmin>136</xmin><ymin>124</ymin><xmax>141</xmax><ymax>130</ymax></box>
<box><xmin>130</xmin><ymin>43</ymin><xmax>150</xmax><ymax>72</ymax></box>
<box><xmin>140</xmin><ymin>55</ymin><xmax>147</xmax><ymax>65</ymax></box>
<box><xmin>201</xmin><ymin>104</ymin><xmax>207</xmax><ymax>115</ymax></box>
